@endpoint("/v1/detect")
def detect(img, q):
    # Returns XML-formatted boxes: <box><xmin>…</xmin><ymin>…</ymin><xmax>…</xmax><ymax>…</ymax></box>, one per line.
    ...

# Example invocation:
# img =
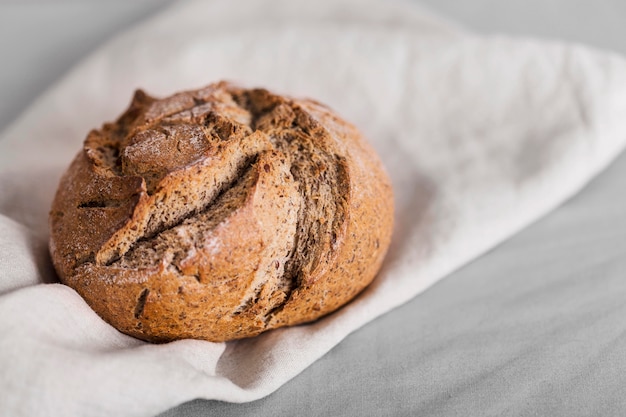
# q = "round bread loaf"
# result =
<box><xmin>49</xmin><ymin>82</ymin><xmax>393</xmax><ymax>343</ymax></box>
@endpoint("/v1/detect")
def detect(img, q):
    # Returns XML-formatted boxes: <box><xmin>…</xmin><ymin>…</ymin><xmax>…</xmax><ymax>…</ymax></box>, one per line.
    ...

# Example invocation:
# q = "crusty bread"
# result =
<box><xmin>49</xmin><ymin>82</ymin><xmax>394</xmax><ymax>343</ymax></box>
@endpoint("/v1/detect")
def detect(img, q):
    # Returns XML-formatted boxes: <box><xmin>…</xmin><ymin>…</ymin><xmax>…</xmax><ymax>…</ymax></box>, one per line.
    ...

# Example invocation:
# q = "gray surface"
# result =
<box><xmin>2</xmin><ymin>1</ymin><xmax>626</xmax><ymax>416</ymax></box>
<box><xmin>0</xmin><ymin>0</ymin><xmax>174</xmax><ymax>133</ymax></box>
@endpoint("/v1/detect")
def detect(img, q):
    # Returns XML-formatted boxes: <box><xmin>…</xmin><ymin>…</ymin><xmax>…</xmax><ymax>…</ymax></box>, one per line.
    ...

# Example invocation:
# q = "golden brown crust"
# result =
<box><xmin>49</xmin><ymin>82</ymin><xmax>394</xmax><ymax>342</ymax></box>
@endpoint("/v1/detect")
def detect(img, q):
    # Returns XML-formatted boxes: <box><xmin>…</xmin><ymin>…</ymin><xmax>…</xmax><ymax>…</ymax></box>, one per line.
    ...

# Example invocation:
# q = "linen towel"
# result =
<box><xmin>1</xmin><ymin>0</ymin><xmax>626</xmax><ymax>416</ymax></box>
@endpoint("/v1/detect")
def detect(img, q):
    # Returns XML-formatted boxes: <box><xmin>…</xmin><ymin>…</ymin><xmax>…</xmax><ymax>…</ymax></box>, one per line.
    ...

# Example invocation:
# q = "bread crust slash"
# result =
<box><xmin>49</xmin><ymin>82</ymin><xmax>394</xmax><ymax>342</ymax></box>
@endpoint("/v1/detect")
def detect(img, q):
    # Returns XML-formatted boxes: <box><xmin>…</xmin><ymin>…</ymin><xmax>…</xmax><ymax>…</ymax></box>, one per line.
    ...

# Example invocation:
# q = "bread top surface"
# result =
<box><xmin>50</xmin><ymin>82</ymin><xmax>394</xmax><ymax>342</ymax></box>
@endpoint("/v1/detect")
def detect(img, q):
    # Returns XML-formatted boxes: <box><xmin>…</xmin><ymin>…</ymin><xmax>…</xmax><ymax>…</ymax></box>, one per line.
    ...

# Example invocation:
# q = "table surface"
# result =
<box><xmin>2</xmin><ymin>1</ymin><xmax>626</xmax><ymax>416</ymax></box>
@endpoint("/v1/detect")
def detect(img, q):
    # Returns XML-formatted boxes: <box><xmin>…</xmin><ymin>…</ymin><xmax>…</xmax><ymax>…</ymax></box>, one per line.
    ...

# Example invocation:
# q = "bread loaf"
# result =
<box><xmin>49</xmin><ymin>82</ymin><xmax>393</xmax><ymax>342</ymax></box>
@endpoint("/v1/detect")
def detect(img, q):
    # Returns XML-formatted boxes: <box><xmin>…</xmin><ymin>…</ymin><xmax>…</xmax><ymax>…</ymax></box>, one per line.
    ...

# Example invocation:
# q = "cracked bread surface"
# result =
<box><xmin>49</xmin><ymin>82</ymin><xmax>394</xmax><ymax>343</ymax></box>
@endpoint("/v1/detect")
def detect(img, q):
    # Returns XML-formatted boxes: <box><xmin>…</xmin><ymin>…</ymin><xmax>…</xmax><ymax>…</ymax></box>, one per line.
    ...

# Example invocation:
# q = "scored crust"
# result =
<box><xmin>49</xmin><ymin>82</ymin><xmax>394</xmax><ymax>342</ymax></box>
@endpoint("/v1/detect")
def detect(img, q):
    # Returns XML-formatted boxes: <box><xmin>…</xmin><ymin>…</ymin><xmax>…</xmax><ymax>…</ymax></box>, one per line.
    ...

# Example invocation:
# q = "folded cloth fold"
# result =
<box><xmin>1</xmin><ymin>0</ymin><xmax>626</xmax><ymax>416</ymax></box>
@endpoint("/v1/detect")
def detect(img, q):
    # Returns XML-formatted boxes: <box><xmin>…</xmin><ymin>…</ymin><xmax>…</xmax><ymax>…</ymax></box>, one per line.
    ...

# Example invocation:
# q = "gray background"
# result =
<box><xmin>2</xmin><ymin>1</ymin><xmax>626</xmax><ymax>416</ymax></box>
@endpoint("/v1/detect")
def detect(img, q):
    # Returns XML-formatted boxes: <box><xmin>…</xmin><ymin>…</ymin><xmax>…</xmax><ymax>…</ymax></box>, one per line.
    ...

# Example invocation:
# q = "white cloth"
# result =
<box><xmin>1</xmin><ymin>0</ymin><xmax>626</xmax><ymax>416</ymax></box>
